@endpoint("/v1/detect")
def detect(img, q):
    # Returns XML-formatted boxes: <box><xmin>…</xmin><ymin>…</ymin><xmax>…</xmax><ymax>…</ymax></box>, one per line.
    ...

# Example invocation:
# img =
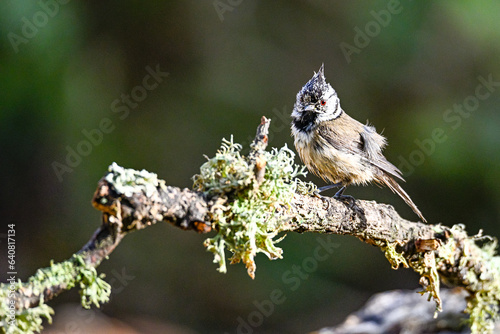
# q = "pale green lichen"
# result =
<box><xmin>0</xmin><ymin>302</ymin><xmax>53</xmax><ymax>334</ymax></box>
<box><xmin>380</xmin><ymin>240</ymin><xmax>442</xmax><ymax>315</ymax></box>
<box><xmin>193</xmin><ymin>137</ymin><xmax>309</xmax><ymax>278</ymax></box>
<box><xmin>0</xmin><ymin>254</ymin><xmax>111</xmax><ymax>334</ymax></box>
<box><xmin>378</xmin><ymin>223</ymin><xmax>500</xmax><ymax>333</ymax></box>
<box><xmin>106</xmin><ymin>162</ymin><xmax>165</xmax><ymax>197</ymax></box>
<box><xmin>437</xmin><ymin>225</ymin><xmax>500</xmax><ymax>332</ymax></box>
<box><xmin>411</xmin><ymin>251</ymin><xmax>442</xmax><ymax>316</ymax></box>
<box><xmin>380</xmin><ymin>241</ymin><xmax>409</xmax><ymax>270</ymax></box>
<box><xmin>462</xmin><ymin>239</ymin><xmax>500</xmax><ymax>333</ymax></box>
<box><xmin>294</xmin><ymin>177</ymin><xmax>318</xmax><ymax>196</ymax></box>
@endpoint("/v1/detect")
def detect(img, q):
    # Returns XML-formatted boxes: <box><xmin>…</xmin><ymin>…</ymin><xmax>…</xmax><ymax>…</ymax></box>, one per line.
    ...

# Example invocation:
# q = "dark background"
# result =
<box><xmin>1</xmin><ymin>1</ymin><xmax>500</xmax><ymax>333</ymax></box>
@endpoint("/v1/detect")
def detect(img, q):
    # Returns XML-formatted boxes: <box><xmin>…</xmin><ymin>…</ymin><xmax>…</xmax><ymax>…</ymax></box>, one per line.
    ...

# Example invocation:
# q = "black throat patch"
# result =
<box><xmin>292</xmin><ymin>111</ymin><xmax>318</xmax><ymax>133</ymax></box>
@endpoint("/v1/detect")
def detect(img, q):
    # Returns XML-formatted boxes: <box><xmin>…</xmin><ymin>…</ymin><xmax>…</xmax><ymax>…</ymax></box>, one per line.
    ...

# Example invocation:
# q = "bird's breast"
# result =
<box><xmin>292</xmin><ymin>126</ymin><xmax>375</xmax><ymax>185</ymax></box>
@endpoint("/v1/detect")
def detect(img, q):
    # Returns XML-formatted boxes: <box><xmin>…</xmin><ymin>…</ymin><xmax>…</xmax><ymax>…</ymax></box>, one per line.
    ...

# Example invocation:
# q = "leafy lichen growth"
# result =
<box><xmin>380</xmin><ymin>241</ymin><xmax>409</xmax><ymax>270</ymax></box>
<box><xmin>378</xmin><ymin>223</ymin><xmax>500</xmax><ymax>333</ymax></box>
<box><xmin>379</xmin><ymin>240</ymin><xmax>442</xmax><ymax>315</ymax></box>
<box><xmin>0</xmin><ymin>300</ymin><xmax>53</xmax><ymax>334</ymax></box>
<box><xmin>377</xmin><ymin>240</ymin><xmax>442</xmax><ymax>317</ymax></box>
<box><xmin>410</xmin><ymin>251</ymin><xmax>442</xmax><ymax>316</ymax></box>
<box><xmin>460</xmin><ymin>236</ymin><xmax>500</xmax><ymax>333</ymax></box>
<box><xmin>193</xmin><ymin>137</ymin><xmax>308</xmax><ymax>278</ymax></box>
<box><xmin>0</xmin><ymin>254</ymin><xmax>111</xmax><ymax>334</ymax></box>
<box><xmin>105</xmin><ymin>162</ymin><xmax>165</xmax><ymax>197</ymax></box>
<box><xmin>431</xmin><ymin>224</ymin><xmax>500</xmax><ymax>333</ymax></box>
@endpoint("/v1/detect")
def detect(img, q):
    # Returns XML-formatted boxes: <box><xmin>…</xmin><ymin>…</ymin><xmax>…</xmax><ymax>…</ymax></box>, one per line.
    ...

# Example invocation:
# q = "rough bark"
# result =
<box><xmin>7</xmin><ymin>116</ymin><xmax>499</xmax><ymax>333</ymax></box>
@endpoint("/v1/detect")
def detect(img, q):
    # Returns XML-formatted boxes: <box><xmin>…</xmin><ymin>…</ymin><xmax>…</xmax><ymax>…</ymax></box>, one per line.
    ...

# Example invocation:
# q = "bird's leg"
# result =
<box><xmin>333</xmin><ymin>185</ymin><xmax>348</xmax><ymax>198</ymax></box>
<box><xmin>333</xmin><ymin>186</ymin><xmax>364</xmax><ymax>215</ymax></box>
<box><xmin>314</xmin><ymin>183</ymin><xmax>364</xmax><ymax>215</ymax></box>
<box><xmin>317</xmin><ymin>182</ymin><xmax>343</xmax><ymax>193</ymax></box>
<box><xmin>333</xmin><ymin>186</ymin><xmax>355</xmax><ymax>204</ymax></box>
<box><xmin>313</xmin><ymin>183</ymin><xmax>343</xmax><ymax>209</ymax></box>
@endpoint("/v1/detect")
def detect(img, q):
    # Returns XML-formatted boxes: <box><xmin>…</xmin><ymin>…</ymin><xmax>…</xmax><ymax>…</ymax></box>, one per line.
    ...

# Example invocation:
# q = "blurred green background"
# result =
<box><xmin>1</xmin><ymin>1</ymin><xmax>500</xmax><ymax>333</ymax></box>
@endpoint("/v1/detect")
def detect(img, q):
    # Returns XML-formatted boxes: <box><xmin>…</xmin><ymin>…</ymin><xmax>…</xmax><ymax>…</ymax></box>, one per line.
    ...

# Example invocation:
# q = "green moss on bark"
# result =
<box><xmin>193</xmin><ymin>137</ymin><xmax>309</xmax><ymax>278</ymax></box>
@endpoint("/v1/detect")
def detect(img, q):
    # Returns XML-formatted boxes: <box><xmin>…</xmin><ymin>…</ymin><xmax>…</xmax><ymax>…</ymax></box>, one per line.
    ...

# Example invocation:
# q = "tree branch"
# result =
<box><xmin>2</xmin><ymin>116</ymin><xmax>499</xmax><ymax>334</ymax></box>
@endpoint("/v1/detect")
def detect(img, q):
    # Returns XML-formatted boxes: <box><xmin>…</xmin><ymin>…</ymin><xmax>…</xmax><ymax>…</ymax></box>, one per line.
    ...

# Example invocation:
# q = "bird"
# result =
<box><xmin>290</xmin><ymin>64</ymin><xmax>426</xmax><ymax>222</ymax></box>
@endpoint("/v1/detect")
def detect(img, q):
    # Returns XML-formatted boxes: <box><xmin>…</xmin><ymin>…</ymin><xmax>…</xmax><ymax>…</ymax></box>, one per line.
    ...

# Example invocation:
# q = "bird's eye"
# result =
<box><xmin>320</xmin><ymin>100</ymin><xmax>326</xmax><ymax>106</ymax></box>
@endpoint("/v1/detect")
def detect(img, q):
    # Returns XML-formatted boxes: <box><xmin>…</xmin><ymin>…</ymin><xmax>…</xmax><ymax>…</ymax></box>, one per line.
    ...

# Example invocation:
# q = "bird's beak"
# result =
<box><xmin>304</xmin><ymin>105</ymin><xmax>316</xmax><ymax>112</ymax></box>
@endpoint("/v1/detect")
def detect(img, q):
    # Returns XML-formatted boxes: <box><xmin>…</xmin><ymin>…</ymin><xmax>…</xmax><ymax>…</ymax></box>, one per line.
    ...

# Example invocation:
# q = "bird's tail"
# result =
<box><xmin>382</xmin><ymin>175</ymin><xmax>427</xmax><ymax>223</ymax></box>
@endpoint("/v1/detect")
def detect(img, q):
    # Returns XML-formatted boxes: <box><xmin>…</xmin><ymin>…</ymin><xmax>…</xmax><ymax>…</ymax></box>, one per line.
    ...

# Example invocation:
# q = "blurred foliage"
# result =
<box><xmin>1</xmin><ymin>1</ymin><xmax>499</xmax><ymax>333</ymax></box>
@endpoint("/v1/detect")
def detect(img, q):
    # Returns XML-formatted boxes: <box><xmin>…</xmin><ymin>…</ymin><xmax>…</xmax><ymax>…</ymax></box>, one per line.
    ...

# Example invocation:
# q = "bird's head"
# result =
<box><xmin>291</xmin><ymin>64</ymin><xmax>342</xmax><ymax>132</ymax></box>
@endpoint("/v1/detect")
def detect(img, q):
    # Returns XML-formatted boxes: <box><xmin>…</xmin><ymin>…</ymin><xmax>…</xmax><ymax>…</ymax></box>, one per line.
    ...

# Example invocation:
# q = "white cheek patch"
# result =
<box><xmin>317</xmin><ymin>96</ymin><xmax>342</xmax><ymax>123</ymax></box>
<box><xmin>330</xmin><ymin>106</ymin><xmax>342</xmax><ymax>120</ymax></box>
<box><xmin>327</xmin><ymin>95</ymin><xmax>342</xmax><ymax>118</ymax></box>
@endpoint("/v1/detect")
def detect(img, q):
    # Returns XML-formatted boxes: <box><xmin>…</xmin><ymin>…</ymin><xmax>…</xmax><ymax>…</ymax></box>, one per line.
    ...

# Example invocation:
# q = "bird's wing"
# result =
<box><xmin>317</xmin><ymin>113</ymin><xmax>367</xmax><ymax>156</ymax></box>
<box><xmin>360</xmin><ymin>125</ymin><xmax>405</xmax><ymax>182</ymax></box>
<box><xmin>318</xmin><ymin>117</ymin><xmax>405</xmax><ymax>182</ymax></box>
<box><xmin>317</xmin><ymin>117</ymin><xmax>423</xmax><ymax>221</ymax></box>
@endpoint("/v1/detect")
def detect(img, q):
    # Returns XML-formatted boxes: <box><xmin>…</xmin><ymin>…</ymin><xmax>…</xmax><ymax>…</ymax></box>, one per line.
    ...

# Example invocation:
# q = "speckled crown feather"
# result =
<box><xmin>298</xmin><ymin>64</ymin><xmax>333</xmax><ymax>103</ymax></box>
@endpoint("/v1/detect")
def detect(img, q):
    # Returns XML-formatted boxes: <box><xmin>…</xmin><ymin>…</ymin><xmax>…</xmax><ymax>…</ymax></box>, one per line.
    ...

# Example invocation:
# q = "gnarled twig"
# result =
<box><xmin>3</xmin><ymin>116</ymin><xmax>499</xmax><ymax>334</ymax></box>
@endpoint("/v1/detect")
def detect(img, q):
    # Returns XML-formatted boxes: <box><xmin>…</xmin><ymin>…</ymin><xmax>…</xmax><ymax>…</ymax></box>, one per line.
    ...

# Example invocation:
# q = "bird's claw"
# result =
<box><xmin>313</xmin><ymin>191</ymin><xmax>331</xmax><ymax>210</ymax></box>
<box><xmin>333</xmin><ymin>194</ymin><xmax>365</xmax><ymax>215</ymax></box>
<box><xmin>314</xmin><ymin>184</ymin><xmax>364</xmax><ymax>215</ymax></box>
